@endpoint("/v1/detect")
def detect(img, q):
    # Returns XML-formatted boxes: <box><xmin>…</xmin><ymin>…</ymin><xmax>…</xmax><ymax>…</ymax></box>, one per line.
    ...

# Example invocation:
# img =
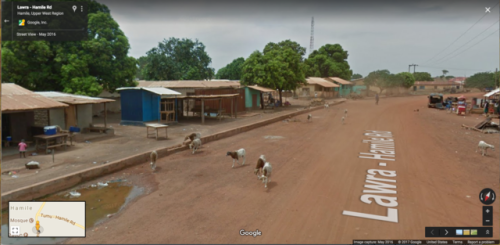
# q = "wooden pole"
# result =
<box><xmin>231</xmin><ymin>97</ymin><xmax>234</xmax><ymax>118</ymax></box>
<box><xmin>201</xmin><ymin>99</ymin><xmax>205</xmax><ymax>124</ymax></box>
<box><xmin>47</xmin><ymin>110</ymin><xmax>50</xmax><ymax>126</ymax></box>
<box><xmin>235</xmin><ymin>96</ymin><xmax>238</xmax><ymax>118</ymax></box>
<box><xmin>219</xmin><ymin>98</ymin><xmax>222</xmax><ymax>121</ymax></box>
<box><xmin>104</xmin><ymin>103</ymin><xmax>107</xmax><ymax>128</ymax></box>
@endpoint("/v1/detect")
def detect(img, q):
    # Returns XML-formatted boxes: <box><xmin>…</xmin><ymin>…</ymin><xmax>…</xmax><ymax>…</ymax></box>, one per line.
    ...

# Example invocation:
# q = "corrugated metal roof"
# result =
<box><xmin>35</xmin><ymin>91</ymin><xmax>115</xmax><ymax>105</ymax></box>
<box><xmin>117</xmin><ymin>87</ymin><xmax>182</xmax><ymax>96</ymax></box>
<box><xmin>414</xmin><ymin>81</ymin><xmax>459</xmax><ymax>86</ymax></box>
<box><xmin>2</xmin><ymin>83</ymin><xmax>69</xmax><ymax>112</ymax></box>
<box><xmin>327</xmin><ymin>77</ymin><xmax>352</xmax><ymax>85</ymax></box>
<box><xmin>135</xmin><ymin>80</ymin><xmax>241</xmax><ymax>89</ymax></box>
<box><xmin>246</xmin><ymin>85</ymin><xmax>276</xmax><ymax>93</ymax></box>
<box><xmin>485</xmin><ymin>88</ymin><xmax>500</xmax><ymax>97</ymax></box>
<box><xmin>175</xmin><ymin>94</ymin><xmax>240</xmax><ymax>99</ymax></box>
<box><xmin>306</xmin><ymin>77</ymin><xmax>339</xmax><ymax>88</ymax></box>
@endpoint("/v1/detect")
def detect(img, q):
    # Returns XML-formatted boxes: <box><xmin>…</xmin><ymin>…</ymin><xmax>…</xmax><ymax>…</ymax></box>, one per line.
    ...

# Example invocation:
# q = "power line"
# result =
<box><xmin>419</xmin><ymin>65</ymin><xmax>491</xmax><ymax>72</ymax></box>
<box><xmin>422</xmin><ymin>2</ymin><xmax>499</xmax><ymax>64</ymax></box>
<box><xmin>432</xmin><ymin>19</ymin><xmax>499</xmax><ymax>64</ymax></box>
<box><xmin>437</xmin><ymin>29</ymin><xmax>499</xmax><ymax>63</ymax></box>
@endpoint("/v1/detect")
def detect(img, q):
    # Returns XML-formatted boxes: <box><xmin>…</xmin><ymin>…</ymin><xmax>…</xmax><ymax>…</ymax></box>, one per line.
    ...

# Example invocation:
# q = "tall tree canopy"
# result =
<box><xmin>1</xmin><ymin>0</ymin><xmax>137</xmax><ymax>96</ymax></box>
<box><xmin>304</xmin><ymin>44</ymin><xmax>352</xmax><ymax>80</ymax></box>
<box><xmin>413</xmin><ymin>72</ymin><xmax>433</xmax><ymax>81</ymax></box>
<box><xmin>395</xmin><ymin>72</ymin><xmax>416</xmax><ymax>89</ymax></box>
<box><xmin>139</xmin><ymin>38</ymin><xmax>215</xmax><ymax>81</ymax></box>
<box><xmin>241</xmin><ymin>40</ymin><xmax>306</xmax><ymax>105</ymax></box>
<box><xmin>465</xmin><ymin>72</ymin><xmax>496</xmax><ymax>89</ymax></box>
<box><xmin>364</xmin><ymin>70</ymin><xmax>391</xmax><ymax>94</ymax></box>
<box><xmin>351</xmin><ymin>73</ymin><xmax>363</xmax><ymax>79</ymax></box>
<box><xmin>215</xmin><ymin>57</ymin><xmax>245</xmax><ymax>80</ymax></box>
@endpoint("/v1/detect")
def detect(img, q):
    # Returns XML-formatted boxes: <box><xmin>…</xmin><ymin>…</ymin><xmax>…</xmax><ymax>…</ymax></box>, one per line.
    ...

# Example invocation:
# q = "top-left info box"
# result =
<box><xmin>2</xmin><ymin>2</ymin><xmax>88</xmax><ymax>41</ymax></box>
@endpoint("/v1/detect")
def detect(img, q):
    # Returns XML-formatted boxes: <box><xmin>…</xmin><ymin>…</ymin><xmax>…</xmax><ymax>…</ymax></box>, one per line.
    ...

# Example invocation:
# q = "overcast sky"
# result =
<box><xmin>100</xmin><ymin>0</ymin><xmax>499</xmax><ymax>78</ymax></box>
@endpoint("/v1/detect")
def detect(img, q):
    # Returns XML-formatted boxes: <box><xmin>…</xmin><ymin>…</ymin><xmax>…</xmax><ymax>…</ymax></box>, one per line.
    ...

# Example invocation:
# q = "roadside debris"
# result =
<box><xmin>69</xmin><ymin>191</ymin><xmax>81</xmax><ymax>197</ymax></box>
<box><xmin>97</xmin><ymin>182</ymin><xmax>108</xmax><ymax>187</ymax></box>
<box><xmin>107</xmin><ymin>214</ymin><xmax>114</xmax><ymax>218</ymax></box>
<box><xmin>90</xmin><ymin>184</ymin><xmax>97</xmax><ymax>188</ymax></box>
<box><xmin>11</xmin><ymin>175</ymin><xmax>18</xmax><ymax>178</ymax></box>
<box><xmin>25</xmin><ymin>161</ymin><xmax>40</xmax><ymax>169</ymax></box>
<box><xmin>31</xmin><ymin>153</ymin><xmax>38</xmax><ymax>156</ymax></box>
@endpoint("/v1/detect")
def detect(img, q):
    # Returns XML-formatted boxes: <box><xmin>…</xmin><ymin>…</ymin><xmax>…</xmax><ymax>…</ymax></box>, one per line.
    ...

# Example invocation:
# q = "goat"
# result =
<box><xmin>476</xmin><ymin>141</ymin><xmax>495</xmax><ymax>156</ymax></box>
<box><xmin>259</xmin><ymin>162</ymin><xmax>273</xmax><ymax>188</ymax></box>
<box><xmin>184</xmin><ymin>133</ymin><xmax>201</xmax><ymax>145</ymax></box>
<box><xmin>226</xmin><ymin>148</ymin><xmax>246</xmax><ymax>168</ymax></box>
<box><xmin>254</xmin><ymin>155</ymin><xmax>266</xmax><ymax>178</ymax></box>
<box><xmin>324</xmin><ymin>104</ymin><xmax>329</xmax><ymax>109</ymax></box>
<box><xmin>25</xmin><ymin>161</ymin><xmax>40</xmax><ymax>169</ymax></box>
<box><xmin>189</xmin><ymin>138</ymin><xmax>202</xmax><ymax>154</ymax></box>
<box><xmin>341</xmin><ymin>116</ymin><xmax>345</xmax><ymax>125</ymax></box>
<box><xmin>150</xmin><ymin>150</ymin><xmax>158</xmax><ymax>172</ymax></box>
<box><xmin>307</xmin><ymin>114</ymin><xmax>312</xmax><ymax>122</ymax></box>
<box><xmin>344</xmin><ymin>109</ymin><xmax>348</xmax><ymax>118</ymax></box>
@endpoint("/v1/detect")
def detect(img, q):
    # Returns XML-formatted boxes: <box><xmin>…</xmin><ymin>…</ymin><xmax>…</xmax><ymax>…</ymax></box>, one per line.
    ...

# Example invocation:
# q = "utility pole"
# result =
<box><xmin>309</xmin><ymin>17</ymin><xmax>314</xmax><ymax>56</ymax></box>
<box><xmin>409</xmin><ymin>64</ymin><xmax>418</xmax><ymax>74</ymax></box>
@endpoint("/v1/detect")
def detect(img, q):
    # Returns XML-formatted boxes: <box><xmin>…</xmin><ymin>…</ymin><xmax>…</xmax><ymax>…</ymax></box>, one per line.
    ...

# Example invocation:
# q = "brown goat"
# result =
<box><xmin>254</xmin><ymin>157</ymin><xmax>265</xmax><ymax>178</ymax></box>
<box><xmin>184</xmin><ymin>133</ymin><xmax>201</xmax><ymax>145</ymax></box>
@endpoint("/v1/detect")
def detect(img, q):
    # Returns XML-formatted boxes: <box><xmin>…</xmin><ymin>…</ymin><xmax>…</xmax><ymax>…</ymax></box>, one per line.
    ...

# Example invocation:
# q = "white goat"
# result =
<box><xmin>150</xmin><ymin>150</ymin><xmax>157</xmax><ymax>172</ymax></box>
<box><xmin>324</xmin><ymin>104</ymin><xmax>329</xmax><ymax>109</ymax></box>
<box><xmin>226</xmin><ymin>148</ymin><xmax>246</xmax><ymax>168</ymax></box>
<box><xmin>476</xmin><ymin>141</ymin><xmax>495</xmax><ymax>156</ymax></box>
<box><xmin>258</xmin><ymin>162</ymin><xmax>273</xmax><ymax>188</ymax></box>
<box><xmin>307</xmin><ymin>114</ymin><xmax>312</xmax><ymax>122</ymax></box>
<box><xmin>341</xmin><ymin>116</ymin><xmax>345</xmax><ymax>125</ymax></box>
<box><xmin>189</xmin><ymin>138</ymin><xmax>202</xmax><ymax>154</ymax></box>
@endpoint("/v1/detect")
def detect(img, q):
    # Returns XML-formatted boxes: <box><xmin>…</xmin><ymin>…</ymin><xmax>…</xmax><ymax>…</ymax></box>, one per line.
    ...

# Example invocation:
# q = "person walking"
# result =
<box><xmin>375</xmin><ymin>93</ymin><xmax>379</xmax><ymax>105</ymax></box>
<box><xmin>18</xmin><ymin>139</ymin><xmax>27</xmax><ymax>158</ymax></box>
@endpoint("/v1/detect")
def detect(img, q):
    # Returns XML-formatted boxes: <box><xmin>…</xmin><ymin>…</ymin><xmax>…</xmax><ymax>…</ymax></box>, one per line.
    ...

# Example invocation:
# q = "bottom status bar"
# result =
<box><xmin>353</xmin><ymin>240</ymin><xmax>499</xmax><ymax>244</ymax></box>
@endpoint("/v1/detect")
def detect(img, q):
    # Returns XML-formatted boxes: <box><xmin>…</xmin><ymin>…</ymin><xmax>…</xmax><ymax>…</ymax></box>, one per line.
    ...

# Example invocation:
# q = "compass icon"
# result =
<box><xmin>479</xmin><ymin>188</ymin><xmax>496</xmax><ymax>205</ymax></box>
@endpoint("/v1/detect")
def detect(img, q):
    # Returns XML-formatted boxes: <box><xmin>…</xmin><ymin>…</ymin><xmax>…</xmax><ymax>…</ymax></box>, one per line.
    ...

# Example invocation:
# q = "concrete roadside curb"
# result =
<box><xmin>1</xmin><ymin>99</ymin><xmax>345</xmax><ymax>207</ymax></box>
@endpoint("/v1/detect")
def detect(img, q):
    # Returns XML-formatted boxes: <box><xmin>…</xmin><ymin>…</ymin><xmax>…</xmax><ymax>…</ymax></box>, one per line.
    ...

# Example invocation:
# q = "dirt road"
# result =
<box><xmin>66</xmin><ymin>94</ymin><xmax>499</xmax><ymax>244</ymax></box>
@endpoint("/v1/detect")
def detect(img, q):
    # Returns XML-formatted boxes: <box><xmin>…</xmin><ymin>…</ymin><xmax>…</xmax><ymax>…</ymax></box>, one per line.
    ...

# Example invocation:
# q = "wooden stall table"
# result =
<box><xmin>33</xmin><ymin>133</ymin><xmax>69</xmax><ymax>154</ymax></box>
<box><xmin>146</xmin><ymin>123</ymin><xmax>169</xmax><ymax>140</ymax></box>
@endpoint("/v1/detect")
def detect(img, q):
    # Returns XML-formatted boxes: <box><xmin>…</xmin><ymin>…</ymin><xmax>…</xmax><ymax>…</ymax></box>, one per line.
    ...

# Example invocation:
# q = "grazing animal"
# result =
<box><xmin>189</xmin><ymin>138</ymin><xmax>202</xmax><ymax>154</ymax></box>
<box><xmin>341</xmin><ymin>116</ymin><xmax>345</xmax><ymax>125</ymax></box>
<box><xmin>184</xmin><ymin>133</ymin><xmax>201</xmax><ymax>144</ymax></box>
<box><xmin>254</xmin><ymin>155</ymin><xmax>266</xmax><ymax>178</ymax></box>
<box><xmin>259</xmin><ymin>162</ymin><xmax>273</xmax><ymax>188</ymax></box>
<box><xmin>476</xmin><ymin>141</ymin><xmax>495</xmax><ymax>156</ymax></box>
<box><xmin>307</xmin><ymin>114</ymin><xmax>312</xmax><ymax>122</ymax></box>
<box><xmin>324</xmin><ymin>104</ymin><xmax>329</xmax><ymax>109</ymax></box>
<box><xmin>25</xmin><ymin>161</ymin><xmax>40</xmax><ymax>169</ymax></box>
<box><xmin>344</xmin><ymin>109</ymin><xmax>348</xmax><ymax>118</ymax></box>
<box><xmin>150</xmin><ymin>150</ymin><xmax>158</xmax><ymax>172</ymax></box>
<box><xmin>226</xmin><ymin>148</ymin><xmax>246</xmax><ymax>168</ymax></box>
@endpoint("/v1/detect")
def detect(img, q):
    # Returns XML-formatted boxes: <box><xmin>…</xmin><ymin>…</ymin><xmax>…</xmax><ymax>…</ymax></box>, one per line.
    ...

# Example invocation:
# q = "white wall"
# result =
<box><xmin>49</xmin><ymin>108</ymin><xmax>66</xmax><ymax>129</ymax></box>
<box><xmin>76</xmin><ymin>104</ymin><xmax>93</xmax><ymax>128</ymax></box>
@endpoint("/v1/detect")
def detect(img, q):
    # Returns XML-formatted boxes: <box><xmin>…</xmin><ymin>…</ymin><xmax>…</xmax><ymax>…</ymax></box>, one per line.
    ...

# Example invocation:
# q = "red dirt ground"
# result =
<box><xmin>62</xmin><ymin>93</ymin><xmax>499</xmax><ymax>244</ymax></box>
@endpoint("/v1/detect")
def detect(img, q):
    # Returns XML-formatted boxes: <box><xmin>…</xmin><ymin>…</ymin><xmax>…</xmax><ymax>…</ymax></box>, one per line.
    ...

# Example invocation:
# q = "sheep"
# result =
<box><xmin>476</xmin><ymin>141</ymin><xmax>495</xmax><ymax>156</ymax></box>
<box><xmin>184</xmin><ymin>133</ymin><xmax>201</xmax><ymax>145</ymax></box>
<box><xmin>189</xmin><ymin>138</ymin><xmax>202</xmax><ymax>154</ymax></box>
<box><xmin>254</xmin><ymin>155</ymin><xmax>266</xmax><ymax>178</ymax></box>
<box><xmin>341</xmin><ymin>116</ymin><xmax>345</xmax><ymax>125</ymax></box>
<box><xmin>226</xmin><ymin>148</ymin><xmax>246</xmax><ymax>168</ymax></box>
<box><xmin>259</xmin><ymin>162</ymin><xmax>273</xmax><ymax>188</ymax></box>
<box><xmin>344</xmin><ymin>109</ymin><xmax>348</xmax><ymax>118</ymax></box>
<box><xmin>150</xmin><ymin>150</ymin><xmax>158</xmax><ymax>172</ymax></box>
<box><xmin>307</xmin><ymin>114</ymin><xmax>312</xmax><ymax>122</ymax></box>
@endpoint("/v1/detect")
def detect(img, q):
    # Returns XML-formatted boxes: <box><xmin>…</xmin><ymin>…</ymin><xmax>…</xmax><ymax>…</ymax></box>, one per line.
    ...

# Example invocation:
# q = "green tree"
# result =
<box><xmin>465</xmin><ymin>72</ymin><xmax>496</xmax><ymax>89</ymax></box>
<box><xmin>351</xmin><ymin>73</ymin><xmax>363</xmax><ymax>79</ymax></box>
<box><xmin>2</xmin><ymin>0</ymin><xmax>137</xmax><ymax>96</ymax></box>
<box><xmin>413</xmin><ymin>72</ymin><xmax>433</xmax><ymax>81</ymax></box>
<box><xmin>136</xmin><ymin>56</ymin><xmax>148</xmax><ymax>80</ymax></box>
<box><xmin>304</xmin><ymin>44</ymin><xmax>352</xmax><ymax>80</ymax></box>
<box><xmin>216</xmin><ymin>57</ymin><xmax>245</xmax><ymax>80</ymax></box>
<box><xmin>139</xmin><ymin>38</ymin><xmax>215</xmax><ymax>81</ymax></box>
<box><xmin>396</xmin><ymin>72</ymin><xmax>416</xmax><ymax>89</ymax></box>
<box><xmin>364</xmin><ymin>70</ymin><xmax>391</xmax><ymax>94</ymax></box>
<box><xmin>241</xmin><ymin>40</ymin><xmax>306</xmax><ymax>105</ymax></box>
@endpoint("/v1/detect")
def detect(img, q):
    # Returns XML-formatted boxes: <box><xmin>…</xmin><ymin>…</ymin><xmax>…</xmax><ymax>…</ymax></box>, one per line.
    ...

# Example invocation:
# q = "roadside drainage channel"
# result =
<box><xmin>1</xmin><ymin>100</ymin><xmax>345</xmax><ymax>207</ymax></box>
